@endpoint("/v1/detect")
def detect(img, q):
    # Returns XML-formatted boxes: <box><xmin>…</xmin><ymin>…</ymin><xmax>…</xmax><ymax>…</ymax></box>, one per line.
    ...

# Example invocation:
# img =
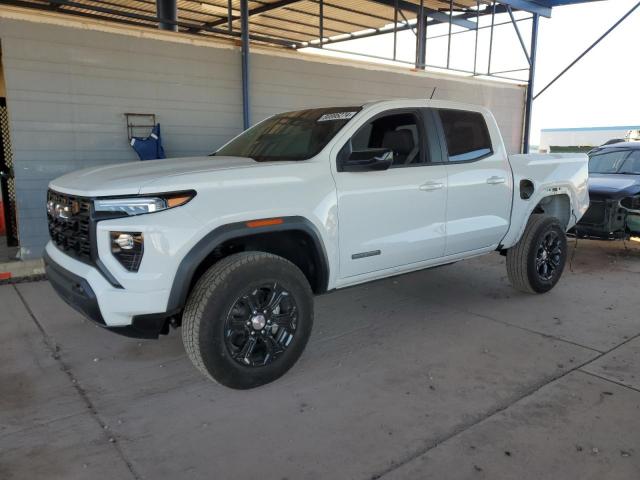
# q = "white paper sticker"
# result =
<box><xmin>317</xmin><ymin>111</ymin><xmax>358</xmax><ymax>122</ymax></box>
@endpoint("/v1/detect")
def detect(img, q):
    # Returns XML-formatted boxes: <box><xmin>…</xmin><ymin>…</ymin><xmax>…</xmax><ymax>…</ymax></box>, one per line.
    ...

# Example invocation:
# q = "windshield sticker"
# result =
<box><xmin>317</xmin><ymin>111</ymin><xmax>358</xmax><ymax>122</ymax></box>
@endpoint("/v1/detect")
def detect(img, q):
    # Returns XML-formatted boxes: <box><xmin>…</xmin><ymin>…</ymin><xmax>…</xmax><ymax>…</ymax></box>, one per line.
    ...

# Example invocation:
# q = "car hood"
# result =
<box><xmin>49</xmin><ymin>156</ymin><xmax>264</xmax><ymax>196</ymax></box>
<box><xmin>588</xmin><ymin>173</ymin><xmax>640</xmax><ymax>199</ymax></box>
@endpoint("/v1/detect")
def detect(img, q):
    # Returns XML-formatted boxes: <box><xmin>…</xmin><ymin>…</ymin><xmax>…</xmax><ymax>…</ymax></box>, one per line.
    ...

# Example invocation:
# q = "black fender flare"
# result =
<box><xmin>166</xmin><ymin>216</ymin><xmax>330</xmax><ymax>312</ymax></box>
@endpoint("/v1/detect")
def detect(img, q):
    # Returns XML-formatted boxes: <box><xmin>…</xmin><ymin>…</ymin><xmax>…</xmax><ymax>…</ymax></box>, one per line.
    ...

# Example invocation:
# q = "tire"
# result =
<box><xmin>506</xmin><ymin>214</ymin><xmax>567</xmax><ymax>294</ymax></box>
<box><xmin>182</xmin><ymin>252</ymin><xmax>314</xmax><ymax>389</ymax></box>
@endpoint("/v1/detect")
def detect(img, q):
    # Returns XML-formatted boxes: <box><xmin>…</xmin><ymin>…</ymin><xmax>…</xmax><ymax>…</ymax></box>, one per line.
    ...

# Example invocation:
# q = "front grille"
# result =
<box><xmin>580</xmin><ymin>201</ymin><xmax>606</xmax><ymax>225</ymax></box>
<box><xmin>47</xmin><ymin>190</ymin><xmax>93</xmax><ymax>261</ymax></box>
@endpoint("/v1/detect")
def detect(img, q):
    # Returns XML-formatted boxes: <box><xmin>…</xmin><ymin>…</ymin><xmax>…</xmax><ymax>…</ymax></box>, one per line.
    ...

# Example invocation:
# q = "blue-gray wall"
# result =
<box><xmin>0</xmin><ymin>15</ymin><xmax>525</xmax><ymax>258</ymax></box>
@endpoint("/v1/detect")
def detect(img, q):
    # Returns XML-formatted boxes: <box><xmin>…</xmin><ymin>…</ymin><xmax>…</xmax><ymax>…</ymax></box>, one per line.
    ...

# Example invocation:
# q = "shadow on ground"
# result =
<box><xmin>1</xmin><ymin>240</ymin><xmax>639</xmax><ymax>479</ymax></box>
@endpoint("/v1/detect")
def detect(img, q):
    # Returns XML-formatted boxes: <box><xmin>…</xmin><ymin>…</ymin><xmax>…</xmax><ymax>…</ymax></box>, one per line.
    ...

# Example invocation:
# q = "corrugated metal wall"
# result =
<box><xmin>0</xmin><ymin>16</ymin><xmax>525</xmax><ymax>259</ymax></box>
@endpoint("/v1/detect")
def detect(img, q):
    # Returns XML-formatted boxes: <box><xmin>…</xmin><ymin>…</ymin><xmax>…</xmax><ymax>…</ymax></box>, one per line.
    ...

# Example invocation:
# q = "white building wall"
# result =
<box><xmin>0</xmin><ymin>9</ymin><xmax>526</xmax><ymax>258</ymax></box>
<box><xmin>539</xmin><ymin>127</ymin><xmax>640</xmax><ymax>152</ymax></box>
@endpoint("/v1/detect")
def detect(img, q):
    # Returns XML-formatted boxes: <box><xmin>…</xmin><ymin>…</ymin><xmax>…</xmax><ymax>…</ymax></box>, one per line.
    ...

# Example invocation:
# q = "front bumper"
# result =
<box><xmin>44</xmin><ymin>248</ymin><xmax>172</xmax><ymax>339</ymax></box>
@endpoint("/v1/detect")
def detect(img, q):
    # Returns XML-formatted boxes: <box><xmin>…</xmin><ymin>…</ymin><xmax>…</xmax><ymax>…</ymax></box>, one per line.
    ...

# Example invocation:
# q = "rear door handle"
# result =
<box><xmin>419</xmin><ymin>182</ymin><xmax>444</xmax><ymax>191</ymax></box>
<box><xmin>487</xmin><ymin>176</ymin><xmax>506</xmax><ymax>185</ymax></box>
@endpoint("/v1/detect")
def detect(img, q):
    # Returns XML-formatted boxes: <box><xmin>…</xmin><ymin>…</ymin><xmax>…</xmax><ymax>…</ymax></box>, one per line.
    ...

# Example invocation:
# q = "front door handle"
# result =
<box><xmin>487</xmin><ymin>176</ymin><xmax>506</xmax><ymax>185</ymax></box>
<box><xmin>419</xmin><ymin>182</ymin><xmax>444</xmax><ymax>192</ymax></box>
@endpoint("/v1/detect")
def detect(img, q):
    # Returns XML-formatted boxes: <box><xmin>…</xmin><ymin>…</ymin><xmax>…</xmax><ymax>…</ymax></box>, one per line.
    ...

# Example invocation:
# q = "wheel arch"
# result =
<box><xmin>531</xmin><ymin>193</ymin><xmax>572</xmax><ymax>229</ymax></box>
<box><xmin>166</xmin><ymin>216</ymin><xmax>330</xmax><ymax>314</ymax></box>
<box><xmin>501</xmin><ymin>192</ymin><xmax>574</xmax><ymax>251</ymax></box>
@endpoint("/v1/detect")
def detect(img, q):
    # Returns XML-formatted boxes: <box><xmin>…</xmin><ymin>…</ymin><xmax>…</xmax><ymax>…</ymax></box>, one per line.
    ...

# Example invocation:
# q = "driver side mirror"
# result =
<box><xmin>339</xmin><ymin>148</ymin><xmax>393</xmax><ymax>172</ymax></box>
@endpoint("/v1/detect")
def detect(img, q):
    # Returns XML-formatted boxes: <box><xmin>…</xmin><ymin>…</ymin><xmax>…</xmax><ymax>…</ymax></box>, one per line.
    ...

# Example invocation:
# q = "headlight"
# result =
<box><xmin>94</xmin><ymin>191</ymin><xmax>195</xmax><ymax>216</ymax></box>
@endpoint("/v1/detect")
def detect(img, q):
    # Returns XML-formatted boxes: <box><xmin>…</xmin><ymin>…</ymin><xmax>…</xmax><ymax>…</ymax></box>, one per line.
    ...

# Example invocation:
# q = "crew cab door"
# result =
<box><xmin>332</xmin><ymin>108</ymin><xmax>447</xmax><ymax>279</ymax></box>
<box><xmin>433</xmin><ymin>108</ymin><xmax>512</xmax><ymax>255</ymax></box>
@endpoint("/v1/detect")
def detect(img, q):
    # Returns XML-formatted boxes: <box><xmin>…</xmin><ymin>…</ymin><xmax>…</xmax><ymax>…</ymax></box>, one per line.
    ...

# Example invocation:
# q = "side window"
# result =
<box><xmin>347</xmin><ymin>112</ymin><xmax>428</xmax><ymax>167</ymax></box>
<box><xmin>438</xmin><ymin>109</ymin><xmax>492</xmax><ymax>162</ymax></box>
<box><xmin>589</xmin><ymin>150</ymin><xmax>630</xmax><ymax>173</ymax></box>
<box><xmin>620</xmin><ymin>151</ymin><xmax>640</xmax><ymax>174</ymax></box>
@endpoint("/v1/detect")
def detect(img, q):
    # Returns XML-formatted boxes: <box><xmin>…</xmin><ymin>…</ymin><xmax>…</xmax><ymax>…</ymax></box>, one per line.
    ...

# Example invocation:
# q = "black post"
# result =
<box><xmin>393</xmin><ymin>0</ymin><xmax>398</xmax><ymax>61</ymax></box>
<box><xmin>156</xmin><ymin>0</ymin><xmax>177</xmax><ymax>31</ymax></box>
<box><xmin>319</xmin><ymin>0</ymin><xmax>324</xmax><ymax>46</ymax></box>
<box><xmin>415</xmin><ymin>0</ymin><xmax>426</xmax><ymax>69</ymax></box>
<box><xmin>240</xmin><ymin>0</ymin><xmax>250</xmax><ymax>130</ymax></box>
<box><xmin>487</xmin><ymin>1</ymin><xmax>496</xmax><ymax>74</ymax></box>
<box><xmin>523</xmin><ymin>13</ymin><xmax>539</xmax><ymax>154</ymax></box>
<box><xmin>446</xmin><ymin>0</ymin><xmax>453</xmax><ymax>69</ymax></box>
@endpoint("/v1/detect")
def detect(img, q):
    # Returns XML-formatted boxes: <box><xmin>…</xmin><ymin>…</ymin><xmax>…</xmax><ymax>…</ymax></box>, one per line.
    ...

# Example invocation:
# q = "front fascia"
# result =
<box><xmin>92</xmin><ymin>159</ymin><xmax>340</xmax><ymax>313</ymax></box>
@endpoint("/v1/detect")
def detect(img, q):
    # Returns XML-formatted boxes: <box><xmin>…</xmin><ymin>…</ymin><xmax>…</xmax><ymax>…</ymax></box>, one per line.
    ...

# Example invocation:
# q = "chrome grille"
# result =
<box><xmin>47</xmin><ymin>190</ymin><xmax>92</xmax><ymax>261</ymax></box>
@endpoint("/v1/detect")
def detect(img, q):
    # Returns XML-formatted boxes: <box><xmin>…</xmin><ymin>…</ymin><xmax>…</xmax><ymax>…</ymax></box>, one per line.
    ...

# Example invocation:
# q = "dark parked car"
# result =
<box><xmin>576</xmin><ymin>142</ymin><xmax>640</xmax><ymax>239</ymax></box>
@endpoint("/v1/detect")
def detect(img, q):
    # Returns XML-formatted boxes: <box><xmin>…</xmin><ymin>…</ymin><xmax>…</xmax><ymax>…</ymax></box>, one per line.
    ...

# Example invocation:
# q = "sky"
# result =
<box><xmin>302</xmin><ymin>0</ymin><xmax>640</xmax><ymax>145</ymax></box>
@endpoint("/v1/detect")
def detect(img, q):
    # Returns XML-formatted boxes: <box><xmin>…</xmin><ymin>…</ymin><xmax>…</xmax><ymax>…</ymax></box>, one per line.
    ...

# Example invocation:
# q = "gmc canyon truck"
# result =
<box><xmin>45</xmin><ymin>100</ymin><xmax>589</xmax><ymax>389</ymax></box>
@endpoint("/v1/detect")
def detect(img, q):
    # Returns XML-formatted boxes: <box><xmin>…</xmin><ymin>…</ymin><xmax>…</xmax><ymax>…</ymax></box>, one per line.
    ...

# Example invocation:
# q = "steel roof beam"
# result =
<box><xmin>369</xmin><ymin>0</ymin><xmax>477</xmax><ymax>29</ymax></box>
<box><xmin>24</xmin><ymin>0</ymin><xmax>298</xmax><ymax>47</ymax></box>
<box><xmin>496</xmin><ymin>0</ymin><xmax>551</xmax><ymax>17</ymax></box>
<box><xmin>206</xmin><ymin>0</ymin><xmax>303</xmax><ymax>28</ymax></box>
<box><xmin>312</xmin><ymin>4</ymin><xmax>502</xmax><ymax>49</ymax></box>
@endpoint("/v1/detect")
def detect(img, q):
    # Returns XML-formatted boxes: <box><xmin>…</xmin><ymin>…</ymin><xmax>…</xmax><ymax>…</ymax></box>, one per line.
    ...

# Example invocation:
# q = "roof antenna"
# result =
<box><xmin>429</xmin><ymin>87</ymin><xmax>437</xmax><ymax>99</ymax></box>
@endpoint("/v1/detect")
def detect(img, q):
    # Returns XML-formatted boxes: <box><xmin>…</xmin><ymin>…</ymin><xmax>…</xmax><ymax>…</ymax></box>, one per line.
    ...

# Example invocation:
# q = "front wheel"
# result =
<box><xmin>506</xmin><ymin>214</ymin><xmax>567</xmax><ymax>294</ymax></box>
<box><xmin>182</xmin><ymin>252</ymin><xmax>314</xmax><ymax>389</ymax></box>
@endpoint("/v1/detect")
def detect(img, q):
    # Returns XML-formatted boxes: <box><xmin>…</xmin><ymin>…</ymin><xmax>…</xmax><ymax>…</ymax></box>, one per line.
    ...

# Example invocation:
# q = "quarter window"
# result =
<box><xmin>438</xmin><ymin>109</ymin><xmax>492</xmax><ymax>162</ymax></box>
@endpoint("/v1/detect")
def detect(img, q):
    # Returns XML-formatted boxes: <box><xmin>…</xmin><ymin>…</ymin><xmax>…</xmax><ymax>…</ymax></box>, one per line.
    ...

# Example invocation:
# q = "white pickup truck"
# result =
<box><xmin>44</xmin><ymin>99</ymin><xmax>589</xmax><ymax>389</ymax></box>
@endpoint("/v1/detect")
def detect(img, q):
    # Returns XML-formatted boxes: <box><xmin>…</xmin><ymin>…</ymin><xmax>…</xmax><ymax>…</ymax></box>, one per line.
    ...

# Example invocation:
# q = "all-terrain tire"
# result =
<box><xmin>506</xmin><ymin>214</ymin><xmax>567</xmax><ymax>294</ymax></box>
<box><xmin>182</xmin><ymin>252</ymin><xmax>314</xmax><ymax>389</ymax></box>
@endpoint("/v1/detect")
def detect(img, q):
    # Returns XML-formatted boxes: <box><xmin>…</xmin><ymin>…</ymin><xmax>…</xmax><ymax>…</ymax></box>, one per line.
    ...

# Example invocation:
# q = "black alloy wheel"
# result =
<box><xmin>182</xmin><ymin>252</ymin><xmax>314</xmax><ymax>389</ymax></box>
<box><xmin>535</xmin><ymin>230</ymin><xmax>563</xmax><ymax>281</ymax></box>
<box><xmin>225</xmin><ymin>283</ymin><xmax>298</xmax><ymax>367</ymax></box>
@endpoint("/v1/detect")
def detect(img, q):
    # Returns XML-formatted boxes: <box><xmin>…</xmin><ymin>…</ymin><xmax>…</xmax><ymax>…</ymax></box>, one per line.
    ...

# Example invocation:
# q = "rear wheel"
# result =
<box><xmin>506</xmin><ymin>214</ymin><xmax>567</xmax><ymax>294</ymax></box>
<box><xmin>182</xmin><ymin>252</ymin><xmax>313</xmax><ymax>389</ymax></box>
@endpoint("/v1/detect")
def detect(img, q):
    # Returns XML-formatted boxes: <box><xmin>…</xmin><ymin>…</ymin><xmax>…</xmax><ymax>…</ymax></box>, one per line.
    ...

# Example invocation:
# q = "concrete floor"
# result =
<box><xmin>1</xmin><ymin>239</ymin><xmax>640</xmax><ymax>480</ymax></box>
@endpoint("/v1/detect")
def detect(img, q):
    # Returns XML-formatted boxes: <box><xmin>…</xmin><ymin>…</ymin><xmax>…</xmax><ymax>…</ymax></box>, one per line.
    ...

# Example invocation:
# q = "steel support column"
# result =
<box><xmin>415</xmin><ymin>0</ymin><xmax>426</xmax><ymax>69</ymax></box>
<box><xmin>156</xmin><ymin>0</ymin><xmax>177</xmax><ymax>31</ymax></box>
<box><xmin>522</xmin><ymin>13</ymin><xmax>538</xmax><ymax>154</ymax></box>
<box><xmin>240</xmin><ymin>0</ymin><xmax>250</xmax><ymax>130</ymax></box>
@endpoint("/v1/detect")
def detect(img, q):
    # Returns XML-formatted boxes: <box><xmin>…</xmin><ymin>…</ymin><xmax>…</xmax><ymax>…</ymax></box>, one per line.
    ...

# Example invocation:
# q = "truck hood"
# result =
<box><xmin>49</xmin><ymin>156</ymin><xmax>262</xmax><ymax>196</ymax></box>
<box><xmin>588</xmin><ymin>173</ymin><xmax>640</xmax><ymax>199</ymax></box>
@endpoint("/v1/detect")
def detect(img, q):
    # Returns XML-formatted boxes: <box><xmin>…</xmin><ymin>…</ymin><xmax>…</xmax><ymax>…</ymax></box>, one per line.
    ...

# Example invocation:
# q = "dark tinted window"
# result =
<box><xmin>347</xmin><ymin>112</ymin><xmax>427</xmax><ymax>167</ymax></box>
<box><xmin>438</xmin><ymin>109</ymin><xmax>492</xmax><ymax>161</ymax></box>
<box><xmin>589</xmin><ymin>150</ymin><xmax>630</xmax><ymax>173</ymax></box>
<box><xmin>215</xmin><ymin>107</ymin><xmax>361</xmax><ymax>161</ymax></box>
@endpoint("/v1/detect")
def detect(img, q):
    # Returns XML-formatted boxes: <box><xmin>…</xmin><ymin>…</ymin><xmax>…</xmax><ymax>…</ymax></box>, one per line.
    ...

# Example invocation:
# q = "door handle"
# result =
<box><xmin>487</xmin><ymin>176</ymin><xmax>506</xmax><ymax>185</ymax></box>
<box><xmin>419</xmin><ymin>182</ymin><xmax>444</xmax><ymax>191</ymax></box>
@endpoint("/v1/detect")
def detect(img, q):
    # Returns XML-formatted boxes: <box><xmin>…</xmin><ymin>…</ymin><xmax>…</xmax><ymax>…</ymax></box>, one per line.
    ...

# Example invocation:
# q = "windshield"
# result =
<box><xmin>589</xmin><ymin>150</ymin><xmax>633</xmax><ymax>174</ymax></box>
<box><xmin>214</xmin><ymin>107</ymin><xmax>362</xmax><ymax>162</ymax></box>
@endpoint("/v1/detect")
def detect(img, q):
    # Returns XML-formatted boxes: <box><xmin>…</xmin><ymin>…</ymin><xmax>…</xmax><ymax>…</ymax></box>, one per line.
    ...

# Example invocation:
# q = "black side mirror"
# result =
<box><xmin>339</xmin><ymin>148</ymin><xmax>393</xmax><ymax>172</ymax></box>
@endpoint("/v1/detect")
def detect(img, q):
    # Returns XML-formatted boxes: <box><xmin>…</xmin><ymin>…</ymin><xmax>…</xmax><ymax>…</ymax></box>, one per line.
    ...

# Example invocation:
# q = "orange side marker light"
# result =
<box><xmin>246</xmin><ymin>218</ymin><xmax>284</xmax><ymax>228</ymax></box>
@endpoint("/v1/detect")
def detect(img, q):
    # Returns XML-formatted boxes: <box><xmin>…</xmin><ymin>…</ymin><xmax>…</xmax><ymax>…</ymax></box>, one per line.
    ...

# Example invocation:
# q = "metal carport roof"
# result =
<box><xmin>0</xmin><ymin>0</ymin><xmax>615</xmax><ymax>151</ymax></box>
<box><xmin>2</xmin><ymin>0</ymin><xmax>600</xmax><ymax>48</ymax></box>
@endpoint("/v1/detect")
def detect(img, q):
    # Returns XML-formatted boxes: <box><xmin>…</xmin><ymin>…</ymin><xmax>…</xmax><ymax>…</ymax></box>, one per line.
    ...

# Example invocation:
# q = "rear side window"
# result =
<box><xmin>438</xmin><ymin>109</ymin><xmax>492</xmax><ymax>162</ymax></box>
